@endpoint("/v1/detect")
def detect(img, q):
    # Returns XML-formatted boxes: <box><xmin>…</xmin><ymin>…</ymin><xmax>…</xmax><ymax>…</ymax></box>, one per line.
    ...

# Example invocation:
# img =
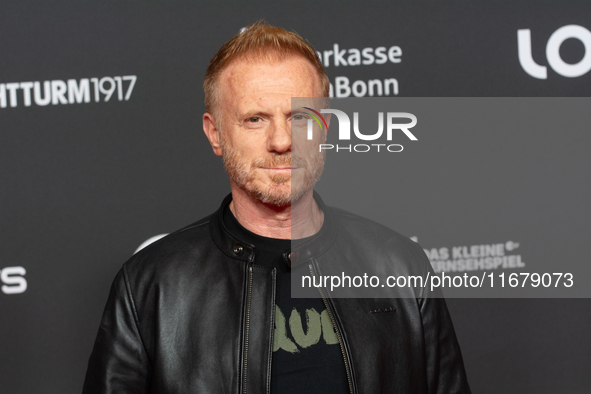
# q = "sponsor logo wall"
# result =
<box><xmin>0</xmin><ymin>266</ymin><xmax>27</xmax><ymax>295</ymax></box>
<box><xmin>319</xmin><ymin>43</ymin><xmax>403</xmax><ymax>97</ymax></box>
<box><xmin>0</xmin><ymin>76</ymin><xmax>137</xmax><ymax>108</ymax></box>
<box><xmin>518</xmin><ymin>25</ymin><xmax>591</xmax><ymax>79</ymax></box>
<box><xmin>425</xmin><ymin>240</ymin><xmax>525</xmax><ymax>273</ymax></box>
<box><xmin>1</xmin><ymin>2</ymin><xmax>590</xmax><ymax>393</ymax></box>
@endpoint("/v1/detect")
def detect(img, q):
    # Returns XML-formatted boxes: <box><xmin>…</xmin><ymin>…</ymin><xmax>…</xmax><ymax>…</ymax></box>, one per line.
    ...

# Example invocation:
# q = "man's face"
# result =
<box><xmin>206</xmin><ymin>55</ymin><xmax>326</xmax><ymax>207</ymax></box>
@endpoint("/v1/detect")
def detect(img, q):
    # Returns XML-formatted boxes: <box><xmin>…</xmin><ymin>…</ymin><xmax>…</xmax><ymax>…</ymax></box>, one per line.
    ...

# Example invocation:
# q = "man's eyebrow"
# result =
<box><xmin>240</xmin><ymin>110</ymin><xmax>271</xmax><ymax>119</ymax></box>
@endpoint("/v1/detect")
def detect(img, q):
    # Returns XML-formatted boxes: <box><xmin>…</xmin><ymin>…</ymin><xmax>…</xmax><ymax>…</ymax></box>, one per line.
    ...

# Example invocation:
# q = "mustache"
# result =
<box><xmin>253</xmin><ymin>153</ymin><xmax>303</xmax><ymax>168</ymax></box>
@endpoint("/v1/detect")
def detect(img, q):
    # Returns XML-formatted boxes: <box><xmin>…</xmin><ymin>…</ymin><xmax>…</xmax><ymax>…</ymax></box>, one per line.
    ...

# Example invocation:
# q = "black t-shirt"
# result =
<box><xmin>223</xmin><ymin>206</ymin><xmax>349</xmax><ymax>393</ymax></box>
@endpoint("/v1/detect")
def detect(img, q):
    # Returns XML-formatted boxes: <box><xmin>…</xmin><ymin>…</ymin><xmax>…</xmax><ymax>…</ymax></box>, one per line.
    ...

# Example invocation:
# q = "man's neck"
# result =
<box><xmin>229</xmin><ymin>187</ymin><xmax>324</xmax><ymax>240</ymax></box>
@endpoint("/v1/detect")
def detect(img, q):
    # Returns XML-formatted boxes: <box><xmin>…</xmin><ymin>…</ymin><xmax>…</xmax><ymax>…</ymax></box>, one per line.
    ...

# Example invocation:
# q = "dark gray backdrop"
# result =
<box><xmin>1</xmin><ymin>1</ymin><xmax>590</xmax><ymax>393</ymax></box>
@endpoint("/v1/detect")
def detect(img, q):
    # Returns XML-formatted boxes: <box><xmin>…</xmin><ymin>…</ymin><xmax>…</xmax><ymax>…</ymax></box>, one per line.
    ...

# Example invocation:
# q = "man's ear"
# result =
<box><xmin>203</xmin><ymin>113</ymin><xmax>223</xmax><ymax>157</ymax></box>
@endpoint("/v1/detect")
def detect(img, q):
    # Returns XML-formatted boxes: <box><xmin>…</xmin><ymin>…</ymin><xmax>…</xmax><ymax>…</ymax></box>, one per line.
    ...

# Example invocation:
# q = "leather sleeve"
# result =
<box><xmin>82</xmin><ymin>265</ymin><xmax>152</xmax><ymax>393</ymax></box>
<box><xmin>419</xmin><ymin>258</ymin><xmax>471</xmax><ymax>394</ymax></box>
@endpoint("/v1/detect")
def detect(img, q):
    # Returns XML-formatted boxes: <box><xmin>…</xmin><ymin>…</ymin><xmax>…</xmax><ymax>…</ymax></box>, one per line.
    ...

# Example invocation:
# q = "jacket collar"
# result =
<box><xmin>209</xmin><ymin>192</ymin><xmax>338</xmax><ymax>268</ymax></box>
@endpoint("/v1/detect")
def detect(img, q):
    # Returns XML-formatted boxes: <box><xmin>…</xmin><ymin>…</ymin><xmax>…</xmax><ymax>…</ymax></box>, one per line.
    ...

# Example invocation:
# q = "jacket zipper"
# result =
<box><xmin>309</xmin><ymin>263</ymin><xmax>354</xmax><ymax>394</ymax></box>
<box><xmin>242</xmin><ymin>266</ymin><xmax>254</xmax><ymax>394</ymax></box>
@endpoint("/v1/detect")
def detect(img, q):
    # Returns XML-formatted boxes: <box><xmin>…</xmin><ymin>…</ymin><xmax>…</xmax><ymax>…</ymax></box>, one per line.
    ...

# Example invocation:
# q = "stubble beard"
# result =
<box><xmin>219</xmin><ymin>133</ymin><xmax>325</xmax><ymax>207</ymax></box>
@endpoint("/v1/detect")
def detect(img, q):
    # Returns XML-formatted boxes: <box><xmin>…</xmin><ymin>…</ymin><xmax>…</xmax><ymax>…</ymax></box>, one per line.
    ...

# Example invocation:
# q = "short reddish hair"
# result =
<box><xmin>204</xmin><ymin>21</ymin><xmax>329</xmax><ymax>116</ymax></box>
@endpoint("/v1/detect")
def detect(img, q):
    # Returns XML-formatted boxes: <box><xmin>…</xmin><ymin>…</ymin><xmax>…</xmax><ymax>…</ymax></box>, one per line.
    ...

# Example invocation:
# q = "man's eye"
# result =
<box><xmin>292</xmin><ymin>114</ymin><xmax>309</xmax><ymax>121</ymax></box>
<box><xmin>247</xmin><ymin>117</ymin><xmax>261</xmax><ymax>123</ymax></box>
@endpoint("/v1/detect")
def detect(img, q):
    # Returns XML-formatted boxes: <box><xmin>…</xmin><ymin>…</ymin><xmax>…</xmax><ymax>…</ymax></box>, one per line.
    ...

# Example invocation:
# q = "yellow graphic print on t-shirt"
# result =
<box><xmin>273</xmin><ymin>305</ymin><xmax>339</xmax><ymax>353</ymax></box>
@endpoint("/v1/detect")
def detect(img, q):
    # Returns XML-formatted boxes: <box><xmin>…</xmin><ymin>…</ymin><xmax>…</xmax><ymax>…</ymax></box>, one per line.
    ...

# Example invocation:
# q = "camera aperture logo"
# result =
<box><xmin>303</xmin><ymin>107</ymin><xmax>329</xmax><ymax>137</ymax></box>
<box><xmin>305</xmin><ymin>108</ymin><xmax>418</xmax><ymax>153</ymax></box>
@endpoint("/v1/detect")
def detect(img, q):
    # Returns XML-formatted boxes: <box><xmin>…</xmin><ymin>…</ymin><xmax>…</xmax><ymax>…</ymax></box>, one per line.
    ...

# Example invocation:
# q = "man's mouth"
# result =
<box><xmin>259</xmin><ymin>167</ymin><xmax>299</xmax><ymax>175</ymax></box>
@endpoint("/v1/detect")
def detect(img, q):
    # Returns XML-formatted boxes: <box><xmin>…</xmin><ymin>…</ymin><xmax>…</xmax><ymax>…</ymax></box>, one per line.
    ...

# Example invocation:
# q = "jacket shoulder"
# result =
<box><xmin>122</xmin><ymin>214</ymin><xmax>214</xmax><ymax>280</ymax></box>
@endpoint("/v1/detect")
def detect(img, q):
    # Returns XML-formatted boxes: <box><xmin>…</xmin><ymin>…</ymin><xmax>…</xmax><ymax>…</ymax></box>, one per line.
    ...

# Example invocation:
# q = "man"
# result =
<box><xmin>83</xmin><ymin>21</ymin><xmax>470</xmax><ymax>393</ymax></box>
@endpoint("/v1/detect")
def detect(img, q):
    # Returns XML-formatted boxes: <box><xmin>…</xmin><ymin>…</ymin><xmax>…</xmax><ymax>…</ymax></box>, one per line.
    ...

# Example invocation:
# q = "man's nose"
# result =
<box><xmin>266</xmin><ymin>120</ymin><xmax>291</xmax><ymax>153</ymax></box>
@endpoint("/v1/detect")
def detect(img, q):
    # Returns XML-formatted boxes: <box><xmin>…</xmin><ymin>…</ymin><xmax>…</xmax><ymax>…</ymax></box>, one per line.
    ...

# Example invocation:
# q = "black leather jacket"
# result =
<box><xmin>83</xmin><ymin>194</ymin><xmax>470</xmax><ymax>393</ymax></box>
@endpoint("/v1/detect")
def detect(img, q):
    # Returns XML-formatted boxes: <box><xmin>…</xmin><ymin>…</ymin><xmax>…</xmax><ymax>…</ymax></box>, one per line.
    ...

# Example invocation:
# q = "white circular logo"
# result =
<box><xmin>546</xmin><ymin>25</ymin><xmax>591</xmax><ymax>78</ymax></box>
